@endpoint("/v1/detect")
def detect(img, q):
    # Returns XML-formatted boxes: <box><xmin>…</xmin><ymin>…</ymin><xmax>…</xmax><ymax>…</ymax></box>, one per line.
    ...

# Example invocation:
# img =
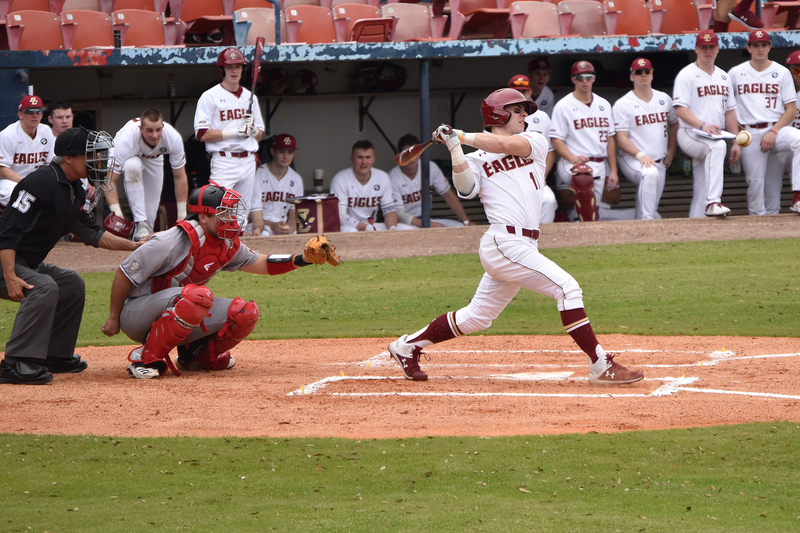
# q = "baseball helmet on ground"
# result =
<box><xmin>188</xmin><ymin>184</ymin><xmax>246</xmax><ymax>240</ymax></box>
<box><xmin>787</xmin><ymin>50</ymin><xmax>800</xmax><ymax>66</ymax></box>
<box><xmin>216</xmin><ymin>47</ymin><xmax>246</xmax><ymax>77</ymax></box>
<box><xmin>481</xmin><ymin>88</ymin><xmax>535</xmax><ymax>128</ymax></box>
<box><xmin>571</xmin><ymin>60</ymin><xmax>595</xmax><ymax>77</ymax></box>
<box><xmin>103</xmin><ymin>212</ymin><xmax>134</xmax><ymax>239</ymax></box>
<box><xmin>571</xmin><ymin>163</ymin><xmax>593</xmax><ymax>176</ymax></box>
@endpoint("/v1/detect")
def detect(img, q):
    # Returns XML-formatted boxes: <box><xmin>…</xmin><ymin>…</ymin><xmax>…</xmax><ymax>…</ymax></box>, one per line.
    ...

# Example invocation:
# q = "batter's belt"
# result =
<box><xmin>214</xmin><ymin>151</ymin><xmax>253</xmax><ymax>158</ymax></box>
<box><xmin>505</xmin><ymin>225</ymin><xmax>540</xmax><ymax>240</ymax></box>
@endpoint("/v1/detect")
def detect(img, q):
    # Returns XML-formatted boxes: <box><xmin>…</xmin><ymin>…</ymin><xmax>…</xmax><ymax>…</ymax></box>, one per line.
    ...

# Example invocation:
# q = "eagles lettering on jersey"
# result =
<box><xmin>572</xmin><ymin>117</ymin><xmax>610</xmax><ymax>130</ymax></box>
<box><xmin>482</xmin><ymin>154</ymin><xmax>534</xmax><ymax>178</ymax></box>
<box><xmin>736</xmin><ymin>83</ymin><xmax>781</xmax><ymax>95</ymax></box>
<box><xmin>13</xmin><ymin>152</ymin><xmax>49</xmax><ymax>165</ymax></box>
<box><xmin>349</xmin><ymin>197</ymin><xmax>381</xmax><ymax>208</ymax></box>
<box><xmin>696</xmin><ymin>85</ymin><xmax>730</xmax><ymax>97</ymax></box>
<box><xmin>262</xmin><ymin>191</ymin><xmax>292</xmax><ymax>203</ymax></box>
<box><xmin>219</xmin><ymin>109</ymin><xmax>246</xmax><ymax>121</ymax></box>
<box><xmin>634</xmin><ymin>112</ymin><xmax>670</xmax><ymax>126</ymax></box>
<box><xmin>402</xmin><ymin>187</ymin><xmax>434</xmax><ymax>205</ymax></box>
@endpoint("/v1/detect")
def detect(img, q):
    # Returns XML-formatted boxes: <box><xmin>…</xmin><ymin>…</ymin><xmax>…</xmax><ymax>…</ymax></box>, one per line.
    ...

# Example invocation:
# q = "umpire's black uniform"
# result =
<box><xmin>0</xmin><ymin>161</ymin><xmax>105</xmax><ymax>384</ymax></box>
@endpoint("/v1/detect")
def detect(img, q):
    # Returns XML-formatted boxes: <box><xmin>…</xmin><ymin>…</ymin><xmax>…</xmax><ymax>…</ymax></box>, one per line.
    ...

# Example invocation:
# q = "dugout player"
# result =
<box><xmin>194</xmin><ymin>47</ymin><xmax>264</xmax><ymax>229</ymax></box>
<box><xmin>46</xmin><ymin>100</ymin><xmax>97</xmax><ymax>211</ymax></box>
<box><xmin>527</xmin><ymin>57</ymin><xmax>555</xmax><ymax>118</ymax></box>
<box><xmin>0</xmin><ymin>127</ymin><xmax>141</xmax><ymax>385</ymax></box>
<box><xmin>250</xmin><ymin>133</ymin><xmax>304</xmax><ymax>236</ymax></box>
<box><xmin>613</xmin><ymin>58</ymin><xmax>679</xmax><ymax>220</ymax></box>
<box><xmin>783</xmin><ymin>51</ymin><xmax>800</xmax><ymax>213</ymax></box>
<box><xmin>0</xmin><ymin>95</ymin><xmax>55</xmax><ymax>208</ymax></box>
<box><xmin>104</xmin><ymin>109</ymin><xmax>189</xmax><ymax>241</ymax></box>
<box><xmin>388</xmin><ymin>89</ymin><xmax>643</xmax><ymax>386</ymax></box>
<box><xmin>101</xmin><ymin>184</ymin><xmax>330</xmax><ymax>379</ymax></box>
<box><xmin>729</xmin><ymin>31</ymin><xmax>800</xmax><ymax>216</ymax></box>
<box><xmin>673</xmin><ymin>30</ymin><xmax>741</xmax><ymax>218</ymax></box>
<box><xmin>388</xmin><ymin>134</ymin><xmax>473</xmax><ymax>228</ymax></box>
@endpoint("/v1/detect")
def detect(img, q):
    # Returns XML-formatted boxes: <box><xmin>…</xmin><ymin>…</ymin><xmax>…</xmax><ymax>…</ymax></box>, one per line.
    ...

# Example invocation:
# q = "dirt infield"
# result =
<box><xmin>3</xmin><ymin>215</ymin><xmax>799</xmax><ymax>438</ymax></box>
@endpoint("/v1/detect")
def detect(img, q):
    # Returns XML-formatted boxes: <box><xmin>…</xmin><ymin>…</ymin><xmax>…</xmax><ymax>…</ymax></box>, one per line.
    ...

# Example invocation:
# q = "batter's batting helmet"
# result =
<box><xmin>571</xmin><ymin>60</ymin><xmax>595</xmax><ymax>77</ymax></box>
<box><xmin>787</xmin><ymin>50</ymin><xmax>800</xmax><ymax>66</ymax></box>
<box><xmin>103</xmin><ymin>212</ymin><xmax>134</xmax><ymax>239</ymax></box>
<box><xmin>481</xmin><ymin>88</ymin><xmax>535</xmax><ymax>128</ymax></box>
<box><xmin>216</xmin><ymin>47</ymin><xmax>246</xmax><ymax>77</ymax></box>
<box><xmin>188</xmin><ymin>184</ymin><xmax>246</xmax><ymax>241</ymax></box>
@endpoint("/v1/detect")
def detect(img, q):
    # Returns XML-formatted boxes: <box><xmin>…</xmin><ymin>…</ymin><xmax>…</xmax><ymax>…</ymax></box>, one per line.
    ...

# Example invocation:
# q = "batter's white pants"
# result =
<box><xmin>741</xmin><ymin>125</ymin><xmax>800</xmax><ymax>215</ymax></box>
<box><xmin>209</xmin><ymin>154</ymin><xmax>257</xmax><ymax>215</ymax></box>
<box><xmin>453</xmin><ymin>225</ymin><xmax>584</xmax><ymax>335</ymax></box>
<box><xmin>555</xmin><ymin>158</ymin><xmax>635</xmax><ymax>221</ymax></box>
<box><xmin>677</xmin><ymin>128</ymin><xmax>727</xmax><ymax>218</ymax></box>
<box><xmin>618</xmin><ymin>155</ymin><xmax>666</xmax><ymax>220</ymax></box>
<box><xmin>339</xmin><ymin>222</ymin><xmax>416</xmax><ymax>232</ymax></box>
<box><xmin>121</xmin><ymin>156</ymin><xmax>164</xmax><ymax>226</ymax></box>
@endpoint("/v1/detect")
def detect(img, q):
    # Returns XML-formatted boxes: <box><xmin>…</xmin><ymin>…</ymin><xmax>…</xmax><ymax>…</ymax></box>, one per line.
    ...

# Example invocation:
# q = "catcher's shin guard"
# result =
<box><xmin>570</xmin><ymin>174</ymin><xmax>599</xmax><ymax>222</ymax></box>
<box><xmin>130</xmin><ymin>285</ymin><xmax>214</xmax><ymax>375</ymax></box>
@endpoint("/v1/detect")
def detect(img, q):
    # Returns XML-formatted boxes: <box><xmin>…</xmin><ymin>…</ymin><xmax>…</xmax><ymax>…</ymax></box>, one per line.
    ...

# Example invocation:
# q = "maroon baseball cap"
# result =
<box><xmin>528</xmin><ymin>57</ymin><xmax>551</xmax><ymax>72</ymax></box>
<box><xmin>19</xmin><ymin>95</ymin><xmax>45</xmax><ymax>111</ymax></box>
<box><xmin>696</xmin><ymin>30</ymin><xmax>719</xmax><ymax>46</ymax></box>
<box><xmin>787</xmin><ymin>50</ymin><xmax>800</xmax><ymax>66</ymax></box>
<box><xmin>748</xmin><ymin>29</ymin><xmax>770</xmax><ymax>44</ymax></box>
<box><xmin>630</xmin><ymin>58</ymin><xmax>653</xmax><ymax>72</ymax></box>
<box><xmin>273</xmin><ymin>133</ymin><xmax>297</xmax><ymax>150</ymax></box>
<box><xmin>508</xmin><ymin>74</ymin><xmax>531</xmax><ymax>90</ymax></box>
<box><xmin>571</xmin><ymin>60</ymin><xmax>595</xmax><ymax>77</ymax></box>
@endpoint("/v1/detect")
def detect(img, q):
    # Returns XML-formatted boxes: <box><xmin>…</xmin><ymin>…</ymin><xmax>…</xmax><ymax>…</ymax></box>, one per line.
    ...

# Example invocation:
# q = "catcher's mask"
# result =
<box><xmin>188</xmin><ymin>184</ymin><xmax>246</xmax><ymax>241</ymax></box>
<box><xmin>55</xmin><ymin>126</ymin><xmax>115</xmax><ymax>191</ymax></box>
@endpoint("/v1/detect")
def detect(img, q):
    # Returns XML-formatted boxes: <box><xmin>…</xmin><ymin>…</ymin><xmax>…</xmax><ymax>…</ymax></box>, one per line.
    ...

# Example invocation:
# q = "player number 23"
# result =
<box><xmin>599</xmin><ymin>131</ymin><xmax>609</xmax><ymax>143</ymax></box>
<box><xmin>11</xmin><ymin>190</ymin><xmax>36</xmax><ymax>213</ymax></box>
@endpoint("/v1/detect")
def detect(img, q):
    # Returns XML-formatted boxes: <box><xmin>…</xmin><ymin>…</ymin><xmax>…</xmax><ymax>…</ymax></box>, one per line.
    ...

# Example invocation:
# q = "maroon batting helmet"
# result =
<box><xmin>103</xmin><ymin>212</ymin><xmax>134</xmax><ymax>239</ymax></box>
<box><xmin>216</xmin><ymin>47</ymin><xmax>246</xmax><ymax>77</ymax></box>
<box><xmin>571</xmin><ymin>163</ymin><xmax>593</xmax><ymax>176</ymax></box>
<box><xmin>571</xmin><ymin>60</ymin><xmax>595</xmax><ymax>77</ymax></box>
<box><xmin>481</xmin><ymin>88</ymin><xmax>535</xmax><ymax>128</ymax></box>
<box><xmin>787</xmin><ymin>50</ymin><xmax>800</xmax><ymax>66</ymax></box>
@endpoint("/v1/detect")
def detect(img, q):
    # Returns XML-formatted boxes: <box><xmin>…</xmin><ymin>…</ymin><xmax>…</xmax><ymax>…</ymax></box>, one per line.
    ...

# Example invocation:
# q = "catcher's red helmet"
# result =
<box><xmin>188</xmin><ymin>184</ymin><xmax>245</xmax><ymax>240</ymax></box>
<box><xmin>216</xmin><ymin>47</ymin><xmax>246</xmax><ymax>77</ymax></box>
<box><xmin>103</xmin><ymin>212</ymin><xmax>134</xmax><ymax>239</ymax></box>
<box><xmin>571</xmin><ymin>163</ymin><xmax>593</xmax><ymax>176</ymax></box>
<box><xmin>787</xmin><ymin>50</ymin><xmax>800</xmax><ymax>66</ymax></box>
<box><xmin>481</xmin><ymin>88</ymin><xmax>535</xmax><ymax>128</ymax></box>
<box><xmin>570</xmin><ymin>60</ymin><xmax>595</xmax><ymax>77</ymax></box>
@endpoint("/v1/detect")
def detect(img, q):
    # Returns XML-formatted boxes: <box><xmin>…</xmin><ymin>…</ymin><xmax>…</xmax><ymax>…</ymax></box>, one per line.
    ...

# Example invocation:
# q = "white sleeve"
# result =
<box><xmin>429</xmin><ymin>162</ymin><xmax>451</xmax><ymax>195</ymax></box>
<box><xmin>549</xmin><ymin>103</ymin><xmax>568</xmax><ymax>141</ymax></box>
<box><xmin>0</xmin><ymin>130</ymin><xmax>14</xmax><ymax>169</ymax></box>
<box><xmin>781</xmin><ymin>70</ymin><xmax>797</xmax><ymax>106</ymax></box>
<box><xmin>164</xmin><ymin>124</ymin><xmax>187</xmax><ymax>169</ymax></box>
<box><xmin>251</xmin><ymin>97</ymin><xmax>266</xmax><ymax>130</ymax></box>
<box><xmin>667</xmin><ymin>96</ymin><xmax>678</xmax><ymax>123</ymax></box>
<box><xmin>194</xmin><ymin>91</ymin><xmax>213</xmax><ymax>134</ymax></box>
<box><xmin>330</xmin><ymin>172</ymin><xmax>358</xmax><ymax>228</ymax></box>
<box><xmin>672</xmin><ymin>70</ymin><xmax>691</xmax><ymax>109</ymax></box>
<box><xmin>111</xmin><ymin>129</ymin><xmax>136</xmax><ymax>174</ymax></box>
<box><xmin>725</xmin><ymin>75</ymin><xmax>737</xmax><ymax>111</ymax></box>
<box><xmin>613</xmin><ymin>99</ymin><xmax>630</xmax><ymax>132</ymax></box>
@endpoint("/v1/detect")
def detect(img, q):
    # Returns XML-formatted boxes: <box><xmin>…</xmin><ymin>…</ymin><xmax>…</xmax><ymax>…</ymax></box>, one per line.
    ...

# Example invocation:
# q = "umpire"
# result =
<box><xmin>0</xmin><ymin>127</ymin><xmax>140</xmax><ymax>385</ymax></box>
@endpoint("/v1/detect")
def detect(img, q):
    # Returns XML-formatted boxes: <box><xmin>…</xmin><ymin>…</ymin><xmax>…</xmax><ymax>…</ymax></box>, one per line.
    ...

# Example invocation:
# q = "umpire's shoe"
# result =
<box><xmin>0</xmin><ymin>358</ymin><xmax>54</xmax><ymax>385</ymax></box>
<box><xmin>44</xmin><ymin>354</ymin><xmax>88</xmax><ymax>373</ymax></box>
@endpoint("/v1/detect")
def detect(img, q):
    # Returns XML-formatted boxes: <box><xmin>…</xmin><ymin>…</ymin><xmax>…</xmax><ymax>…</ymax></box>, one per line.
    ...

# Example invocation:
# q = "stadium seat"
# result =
<box><xmin>448</xmin><ymin>0</ymin><xmax>510</xmax><ymax>40</ymax></box>
<box><xmin>509</xmin><ymin>1</ymin><xmax>575</xmax><ymax>38</ymax></box>
<box><xmin>62</xmin><ymin>0</ymin><xmax>102</xmax><ymax>11</ymax></box>
<box><xmin>655</xmin><ymin>0</ymin><xmax>711</xmax><ymax>33</ymax></box>
<box><xmin>381</xmin><ymin>2</ymin><xmax>448</xmax><ymax>41</ymax></box>
<box><xmin>331</xmin><ymin>0</ymin><xmax>380</xmax><ymax>7</ymax></box>
<box><xmin>284</xmin><ymin>5</ymin><xmax>336</xmax><ymax>43</ymax></box>
<box><xmin>1</xmin><ymin>0</ymin><xmax>61</xmax><ymax>19</ymax></box>
<box><xmin>180</xmin><ymin>0</ymin><xmax>235</xmax><ymax>45</ymax></box>
<box><xmin>332</xmin><ymin>3</ymin><xmax>395</xmax><ymax>42</ymax></box>
<box><xmin>112</xmin><ymin>8</ymin><xmax>183</xmax><ymax>46</ymax></box>
<box><xmin>605</xmin><ymin>0</ymin><xmax>656</xmax><ymax>35</ymax></box>
<box><xmin>283</xmin><ymin>0</ymin><xmax>321</xmax><ymax>9</ymax></box>
<box><xmin>111</xmin><ymin>0</ymin><xmax>169</xmax><ymax>11</ymax></box>
<box><xmin>556</xmin><ymin>0</ymin><xmax>615</xmax><ymax>35</ymax></box>
<box><xmin>6</xmin><ymin>10</ymin><xmax>66</xmax><ymax>50</ymax></box>
<box><xmin>232</xmin><ymin>7</ymin><xmax>285</xmax><ymax>45</ymax></box>
<box><xmin>234</xmin><ymin>0</ymin><xmax>269</xmax><ymax>8</ymax></box>
<box><xmin>61</xmin><ymin>9</ymin><xmax>115</xmax><ymax>48</ymax></box>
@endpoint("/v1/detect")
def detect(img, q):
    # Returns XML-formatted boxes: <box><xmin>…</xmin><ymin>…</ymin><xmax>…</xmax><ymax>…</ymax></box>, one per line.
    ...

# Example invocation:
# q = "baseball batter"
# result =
<box><xmin>613</xmin><ymin>58</ymin><xmax>678</xmax><ymax>220</ymax></box>
<box><xmin>104</xmin><ymin>109</ymin><xmax>188</xmax><ymax>241</ymax></box>
<box><xmin>551</xmin><ymin>61</ymin><xmax>631</xmax><ymax>221</ymax></box>
<box><xmin>330</xmin><ymin>140</ymin><xmax>413</xmax><ymax>232</ymax></box>
<box><xmin>0</xmin><ymin>95</ymin><xmax>55</xmax><ymax>208</ymax></box>
<box><xmin>388</xmin><ymin>134</ymin><xmax>472</xmax><ymax>228</ymax></box>
<box><xmin>528</xmin><ymin>57</ymin><xmax>555</xmax><ymax>117</ymax></box>
<box><xmin>673</xmin><ymin>30</ymin><xmax>741</xmax><ymax>218</ymax></box>
<box><xmin>194</xmin><ymin>47</ymin><xmax>264</xmax><ymax>224</ymax></box>
<box><xmin>782</xmin><ymin>50</ymin><xmax>800</xmax><ymax>213</ymax></box>
<box><xmin>729</xmin><ymin>30</ymin><xmax>800</xmax><ymax>216</ymax></box>
<box><xmin>250</xmin><ymin>134</ymin><xmax>304</xmax><ymax>236</ymax></box>
<box><xmin>387</xmin><ymin>89</ymin><xmax>643</xmax><ymax>386</ymax></box>
<box><xmin>521</xmin><ymin>87</ymin><xmax>558</xmax><ymax>224</ymax></box>
<box><xmin>101</xmin><ymin>184</ymin><xmax>336</xmax><ymax>379</ymax></box>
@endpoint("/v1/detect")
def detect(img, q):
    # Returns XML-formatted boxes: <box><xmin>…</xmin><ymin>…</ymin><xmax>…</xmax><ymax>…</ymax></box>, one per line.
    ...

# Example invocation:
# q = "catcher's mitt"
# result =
<box><xmin>303</xmin><ymin>236</ymin><xmax>341</xmax><ymax>266</ymax></box>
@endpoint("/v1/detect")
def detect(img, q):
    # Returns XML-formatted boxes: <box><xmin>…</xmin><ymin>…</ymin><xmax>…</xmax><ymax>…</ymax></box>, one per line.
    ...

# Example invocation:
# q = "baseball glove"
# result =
<box><xmin>303</xmin><ymin>235</ymin><xmax>341</xmax><ymax>266</ymax></box>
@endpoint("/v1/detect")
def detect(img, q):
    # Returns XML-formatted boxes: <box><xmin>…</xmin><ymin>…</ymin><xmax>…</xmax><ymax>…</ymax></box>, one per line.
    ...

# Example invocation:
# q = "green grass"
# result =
<box><xmin>2</xmin><ymin>423</ymin><xmax>798</xmax><ymax>532</ymax></box>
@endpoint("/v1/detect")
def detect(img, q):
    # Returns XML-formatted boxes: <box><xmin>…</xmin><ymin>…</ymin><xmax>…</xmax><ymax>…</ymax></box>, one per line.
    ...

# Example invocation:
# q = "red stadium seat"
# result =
<box><xmin>509</xmin><ymin>1</ymin><xmax>575</xmax><ymax>38</ymax></box>
<box><xmin>112</xmin><ymin>8</ymin><xmax>183</xmax><ymax>46</ymax></box>
<box><xmin>61</xmin><ymin>9</ymin><xmax>115</xmax><ymax>48</ymax></box>
<box><xmin>655</xmin><ymin>0</ymin><xmax>711</xmax><ymax>34</ymax></box>
<box><xmin>232</xmin><ymin>7</ymin><xmax>286</xmax><ymax>45</ymax></box>
<box><xmin>448</xmin><ymin>0</ymin><xmax>510</xmax><ymax>40</ymax></box>
<box><xmin>62</xmin><ymin>0</ymin><xmax>103</xmax><ymax>11</ymax></box>
<box><xmin>381</xmin><ymin>2</ymin><xmax>449</xmax><ymax>41</ymax></box>
<box><xmin>556</xmin><ymin>0</ymin><xmax>616</xmax><ymax>36</ymax></box>
<box><xmin>180</xmin><ymin>0</ymin><xmax>234</xmax><ymax>45</ymax></box>
<box><xmin>6</xmin><ymin>10</ymin><xmax>66</xmax><ymax>50</ymax></box>
<box><xmin>112</xmin><ymin>0</ymin><xmax>169</xmax><ymax>11</ymax></box>
<box><xmin>331</xmin><ymin>3</ymin><xmax>394</xmax><ymax>42</ymax></box>
<box><xmin>283</xmin><ymin>0</ymin><xmax>321</xmax><ymax>9</ymax></box>
<box><xmin>284</xmin><ymin>5</ymin><xmax>336</xmax><ymax>43</ymax></box>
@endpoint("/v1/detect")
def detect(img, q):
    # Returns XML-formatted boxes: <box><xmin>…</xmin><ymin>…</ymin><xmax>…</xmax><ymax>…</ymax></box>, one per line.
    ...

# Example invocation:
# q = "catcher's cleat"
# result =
<box><xmin>704</xmin><ymin>202</ymin><xmax>730</xmax><ymax>217</ymax></box>
<box><xmin>177</xmin><ymin>351</ymin><xmax>236</xmax><ymax>371</ymax></box>
<box><xmin>127</xmin><ymin>362</ymin><xmax>161</xmax><ymax>379</ymax></box>
<box><xmin>44</xmin><ymin>354</ymin><xmax>88</xmax><ymax>373</ymax></box>
<box><xmin>589</xmin><ymin>354</ymin><xmax>644</xmax><ymax>385</ymax></box>
<box><xmin>0</xmin><ymin>358</ymin><xmax>54</xmax><ymax>385</ymax></box>
<box><xmin>388</xmin><ymin>335</ymin><xmax>429</xmax><ymax>381</ymax></box>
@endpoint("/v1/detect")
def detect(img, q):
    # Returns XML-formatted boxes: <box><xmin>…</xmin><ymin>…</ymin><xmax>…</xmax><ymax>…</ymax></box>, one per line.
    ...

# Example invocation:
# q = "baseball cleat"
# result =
<box><xmin>704</xmin><ymin>202</ymin><xmax>730</xmax><ymax>217</ymax></box>
<box><xmin>728</xmin><ymin>7</ymin><xmax>764</xmax><ymax>29</ymax></box>
<box><xmin>589</xmin><ymin>354</ymin><xmax>644</xmax><ymax>385</ymax></box>
<box><xmin>0</xmin><ymin>358</ymin><xmax>54</xmax><ymax>385</ymax></box>
<box><xmin>44</xmin><ymin>354</ymin><xmax>88</xmax><ymax>373</ymax></box>
<box><xmin>127</xmin><ymin>362</ymin><xmax>160</xmax><ymax>379</ymax></box>
<box><xmin>792</xmin><ymin>192</ymin><xmax>800</xmax><ymax>213</ymax></box>
<box><xmin>133</xmin><ymin>221</ymin><xmax>154</xmax><ymax>242</ymax></box>
<box><xmin>177</xmin><ymin>351</ymin><xmax>236</xmax><ymax>371</ymax></box>
<box><xmin>388</xmin><ymin>335</ymin><xmax>428</xmax><ymax>381</ymax></box>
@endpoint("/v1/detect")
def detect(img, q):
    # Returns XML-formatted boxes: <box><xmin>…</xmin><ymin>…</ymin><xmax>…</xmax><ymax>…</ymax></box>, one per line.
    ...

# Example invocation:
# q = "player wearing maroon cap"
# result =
<box><xmin>613</xmin><ymin>58</ymin><xmax>678</xmax><ymax>220</ymax></box>
<box><xmin>250</xmin><ymin>133</ymin><xmax>304</xmax><ymax>236</ymax></box>
<box><xmin>0</xmin><ymin>95</ymin><xmax>55</xmax><ymax>208</ymax></box>
<box><xmin>673</xmin><ymin>30</ymin><xmax>741</xmax><ymax>218</ymax></box>
<box><xmin>527</xmin><ymin>57</ymin><xmax>554</xmax><ymax>117</ymax></box>
<box><xmin>784</xmin><ymin>51</ymin><xmax>800</xmax><ymax>213</ymax></box>
<box><xmin>729</xmin><ymin>30</ymin><xmax>800</xmax><ymax>216</ymax></box>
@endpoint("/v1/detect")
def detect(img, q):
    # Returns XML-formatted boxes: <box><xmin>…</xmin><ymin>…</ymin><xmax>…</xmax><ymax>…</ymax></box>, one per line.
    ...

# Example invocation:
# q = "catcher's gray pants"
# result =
<box><xmin>0</xmin><ymin>261</ymin><xmax>85</xmax><ymax>362</ymax></box>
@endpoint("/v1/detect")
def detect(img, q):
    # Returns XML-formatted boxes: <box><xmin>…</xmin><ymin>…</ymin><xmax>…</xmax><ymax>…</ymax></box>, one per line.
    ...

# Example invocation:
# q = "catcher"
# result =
<box><xmin>101</xmin><ymin>184</ymin><xmax>339</xmax><ymax>379</ymax></box>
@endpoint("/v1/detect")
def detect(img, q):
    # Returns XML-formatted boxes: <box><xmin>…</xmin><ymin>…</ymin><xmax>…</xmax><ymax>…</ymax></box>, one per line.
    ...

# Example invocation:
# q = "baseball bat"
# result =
<box><xmin>395</xmin><ymin>127</ymin><xmax>452</xmax><ymax>166</ymax></box>
<box><xmin>247</xmin><ymin>37</ymin><xmax>265</xmax><ymax>115</ymax></box>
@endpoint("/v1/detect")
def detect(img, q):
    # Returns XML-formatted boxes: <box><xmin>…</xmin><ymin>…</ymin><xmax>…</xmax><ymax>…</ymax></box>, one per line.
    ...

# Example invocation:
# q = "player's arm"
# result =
<box><xmin>172</xmin><ymin>165</ymin><xmax>189</xmax><ymax>220</ymax></box>
<box><xmin>0</xmin><ymin>248</ymin><xmax>32</xmax><ymax>302</ymax></box>
<box><xmin>463</xmin><ymin>132</ymin><xmax>533</xmax><ymax>159</ymax></box>
<box><xmin>664</xmin><ymin>121</ymin><xmax>679</xmax><ymax>168</ymax></box>
<box><xmin>383</xmin><ymin>210</ymin><xmax>399</xmax><ymax>229</ymax></box>
<box><xmin>441</xmin><ymin>188</ymin><xmax>472</xmax><ymax>225</ymax></box>
<box><xmin>248</xmin><ymin>210</ymin><xmax>265</xmax><ymax>236</ymax></box>
<box><xmin>761</xmin><ymin>102</ymin><xmax>796</xmax><ymax>152</ymax></box>
<box><xmin>101</xmin><ymin>267</ymin><xmax>134</xmax><ymax>337</ymax></box>
<box><xmin>550</xmin><ymin>138</ymin><xmax>586</xmax><ymax>166</ymax></box>
<box><xmin>0</xmin><ymin>166</ymin><xmax>24</xmax><ymax>184</ymax></box>
<box><xmin>605</xmin><ymin>135</ymin><xmax>619</xmax><ymax>189</ymax></box>
<box><xmin>240</xmin><ymin>252</ymin><xmax>312</xmax><ymax>276</ymax></box>
<box><xmin>104</xmin><ymin>171</ymin><xmax>124</xmax><ymax>217</ymax></box>
<box><xmin>724</xmin><ymin>108</ymin><xmax>741</xmax><ymax>163</ymax></box>
<box><xmin>545</xmin><ymin>150</ymin><xmax>556</xmax><ymax>176</ymax></box>
<box><xmin>98</xmin><ymin>230</ymin><xmax>143</xmax><ymax>251</ymax></box>
<box><xmin>674</xmin><ymin>105</ymin><xmax>722</xmax><ymax>134</ymax></box>
<box><xmin>616</xmin><ymin>130</ymin><xmax>656</xmax><ymax>168</ymax></box>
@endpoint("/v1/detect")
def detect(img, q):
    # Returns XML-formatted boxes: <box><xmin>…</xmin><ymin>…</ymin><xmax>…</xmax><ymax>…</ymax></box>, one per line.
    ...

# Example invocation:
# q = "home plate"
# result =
<box><xmin>490</xmin><ymin>372</ymin><xmax>574</xmax><ymax>381</ymax></box>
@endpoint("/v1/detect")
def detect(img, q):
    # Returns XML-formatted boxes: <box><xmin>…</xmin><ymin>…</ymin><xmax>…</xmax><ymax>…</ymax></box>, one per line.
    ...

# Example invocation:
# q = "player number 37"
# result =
<box><xmin>11</xmin><ymin>190</ymin><xmax>36</xmax><ymax>213</ymax></box>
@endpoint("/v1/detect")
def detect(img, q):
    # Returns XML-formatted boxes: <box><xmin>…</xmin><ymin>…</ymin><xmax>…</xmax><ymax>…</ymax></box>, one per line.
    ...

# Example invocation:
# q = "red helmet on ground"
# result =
<box><xmin>216</xmin><ymin>47</ymin><xmax>246</xmax><ymax>77</ymax></box>
<box><xmin>103</xmin><ymin>212</ymin><xmax>134</xmax><ymax>239</ymax></box>
<box><xmin>571</xmin><ymin>163</ymin><xmax>593</xmax><ymax>176</ymax></box>
<box><xmin>481</xmin><ymin>88</ymin><xmax>535</xmax><ymax>128</ymax></box>
<box><xmin>570</xmin><ymin>60</ymin><xmax>595</xmax><ymax>77</ymax></box>
<box><xmin>787</xmin><ymin>50</ymin><xmax>800</xmax><ymax>66</ymax></box>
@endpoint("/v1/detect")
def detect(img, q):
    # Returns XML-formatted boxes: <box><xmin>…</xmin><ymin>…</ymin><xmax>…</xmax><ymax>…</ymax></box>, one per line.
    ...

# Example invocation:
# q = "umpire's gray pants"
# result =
<box><xmin>0</xmin><ymin>261</ymin><xmax>85</xmax><ymax>362</ymax></box>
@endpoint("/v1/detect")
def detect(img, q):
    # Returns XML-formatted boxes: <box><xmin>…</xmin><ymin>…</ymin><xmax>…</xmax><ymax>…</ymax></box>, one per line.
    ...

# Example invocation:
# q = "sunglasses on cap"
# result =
<box><xmin>572</xmin><ymin>73</ymin><xmax>595</xmax><ymax>81</ymax></box>
<box><xmin>22</xmin><ymin>109</ymin><xmax>44</xmax><ymax>115</ymax></box>
<box><xmin>633</xmin><ymin>69</ymin><xmax>653</xmax><ymax>75</ymax></box>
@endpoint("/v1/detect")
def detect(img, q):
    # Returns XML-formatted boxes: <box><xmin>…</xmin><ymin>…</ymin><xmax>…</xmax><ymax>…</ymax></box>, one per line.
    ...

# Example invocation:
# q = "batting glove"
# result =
<box><xmin>242</xmin><ymin>114</ymin><xmax>254</xmax><ymax>127</ymax></box>
<box><xmin>246</xmin><ymin>124</ymin><xmax>259</xmax><ymax>138</ymax></box>
<box><xmin>432</xmin><ymin>124</ymin><xmax>463</xmax><ymax>151</ymax></box>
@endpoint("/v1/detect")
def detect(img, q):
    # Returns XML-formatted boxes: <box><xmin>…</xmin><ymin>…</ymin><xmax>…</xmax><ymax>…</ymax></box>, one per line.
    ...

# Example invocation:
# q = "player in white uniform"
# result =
<box><xmin>613</xmin><ymin>58</ymin><xmax>679</xmax><ymax>220</ymax></box>
<box><xmin>551</xmin><ymin>61</ymin><xmax>632</xmax><ymax>221</ymax></box>
<box><xmin>194</xmin><ymin>47</ymin><xmax>264</xmax><ymax>224</ymax></box>
<box><xmin>388</xmin><ymin>134</ymin><xmax>473</xmax><ymax>228</ymax></box>
<box><xmin>673</xmin><ymin>30</ymin><xmax>741</xmax><ymax>218</ymax></box>
<box><xmin>330</xmin><ymin>140</ymin><xmax>414</xmax><ymax>232</ymax></box>
<box><xmin>0</xmin><ymin>95</ymin><xmax>55</xmax><ymax>208</ymax></box>
<box><xmin>387</xmin><ymin>89</ymin><xmax>642</xmax><ymax>385</ymax></box>
<box><xmin>782</xmin><ymin>50</ymin><xmax>800</xmax><ymax>213</ymax></box>
<box><xmin>528</xmin><ymin>57</ymin><xmax>555</xmax><ymax>117</ymax></box>
<box><xmin>729</xmin><ymin>31</ymin><xmax>800</xmax><ymax>216</ymax></box>
<box><xmin>44</xmin><ymin>100</ymin><xmax>97</xmax><ymax>211</ymax></box>
<box><xmin>104</xmin><ymin>109</ymin><xmax>188</xmax><ymax>240</ymax></box>
<box><xmin>251</xmin><ymin>133</ymin><xmax>304</xmax><ymax>236</ymax></box>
